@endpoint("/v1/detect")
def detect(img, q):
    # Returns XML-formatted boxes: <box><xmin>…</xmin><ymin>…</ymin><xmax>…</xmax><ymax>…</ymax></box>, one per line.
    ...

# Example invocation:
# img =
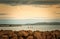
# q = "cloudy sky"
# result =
<box><xmin>0</xmin><ymin>4</ymin><xmax>60</xmax><ymax>19</ymax></box>
<box><xmin>0</xmin><ymin>0</ymin><xmax>60</xmax><ymax>24</ymax></box>
<box><xmin>0</xmin><ymin>4</ymin><xmax>60</xmax><ymax>24</ymax></box>
<box><xmin>0</xmin><ymin>0</ymin><xmax>60</xmax><ymax>5</ymax></box>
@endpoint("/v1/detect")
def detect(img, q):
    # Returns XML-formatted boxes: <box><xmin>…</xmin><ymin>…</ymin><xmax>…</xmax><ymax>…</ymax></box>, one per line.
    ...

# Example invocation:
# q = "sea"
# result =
<box><xmin>0</xmin><ymin>25</ymin><xmax>60</xmax><ymax>31</ymax></box>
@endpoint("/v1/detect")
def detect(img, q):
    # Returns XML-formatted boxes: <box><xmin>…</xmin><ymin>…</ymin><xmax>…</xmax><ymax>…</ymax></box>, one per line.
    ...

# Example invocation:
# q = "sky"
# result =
<box><xmin>0</xmin><ymin>4</ymin><xmax>60</xmax><ymax>19</ymax></box>
<box><xmin>0</xmin><ymin>19</ymin><xmax>60</xmax><ymax>24</ymax></box>
<box><xmin>0</xmin><ymin>0</ymin><xmax>60</xmax><ymax>5</ymax></box>
<box><xmin>0</xmin><ymin>4</ymin><xmax>60</xmax><ymax>24</ymax></box>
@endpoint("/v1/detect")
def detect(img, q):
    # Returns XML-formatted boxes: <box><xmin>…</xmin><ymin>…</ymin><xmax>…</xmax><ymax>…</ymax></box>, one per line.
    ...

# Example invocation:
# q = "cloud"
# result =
<box><xmin>0</xmin><ymin>0</ymin><xmax>60</xmax><ymax>5</ymax></box>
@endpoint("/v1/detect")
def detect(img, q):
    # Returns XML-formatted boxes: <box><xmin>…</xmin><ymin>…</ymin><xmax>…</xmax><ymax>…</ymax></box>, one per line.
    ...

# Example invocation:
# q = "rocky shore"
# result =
<box><xmin>0</xmin><ymin>30</ymin><xmax>60</xmax><ymax>39</ymax></box>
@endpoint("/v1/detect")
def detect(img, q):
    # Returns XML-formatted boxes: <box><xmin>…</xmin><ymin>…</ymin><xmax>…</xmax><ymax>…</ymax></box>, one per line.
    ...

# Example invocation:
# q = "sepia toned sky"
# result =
<box><xmin>0</xmin><ymin>4</ymin><xmax>60</xmax><ymax>24</ymax></box>
<box><xmin>0</xmin><ymin>4</ymin><xmax>60</xmax><ymax>19</ymax></box>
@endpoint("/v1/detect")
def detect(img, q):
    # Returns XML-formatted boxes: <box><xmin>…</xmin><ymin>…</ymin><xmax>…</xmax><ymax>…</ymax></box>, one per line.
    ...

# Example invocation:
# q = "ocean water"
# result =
<box><xmin>0</xmin><ymin>25</ymin><xmax>60</xmax><ymax>31</ymax></box>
